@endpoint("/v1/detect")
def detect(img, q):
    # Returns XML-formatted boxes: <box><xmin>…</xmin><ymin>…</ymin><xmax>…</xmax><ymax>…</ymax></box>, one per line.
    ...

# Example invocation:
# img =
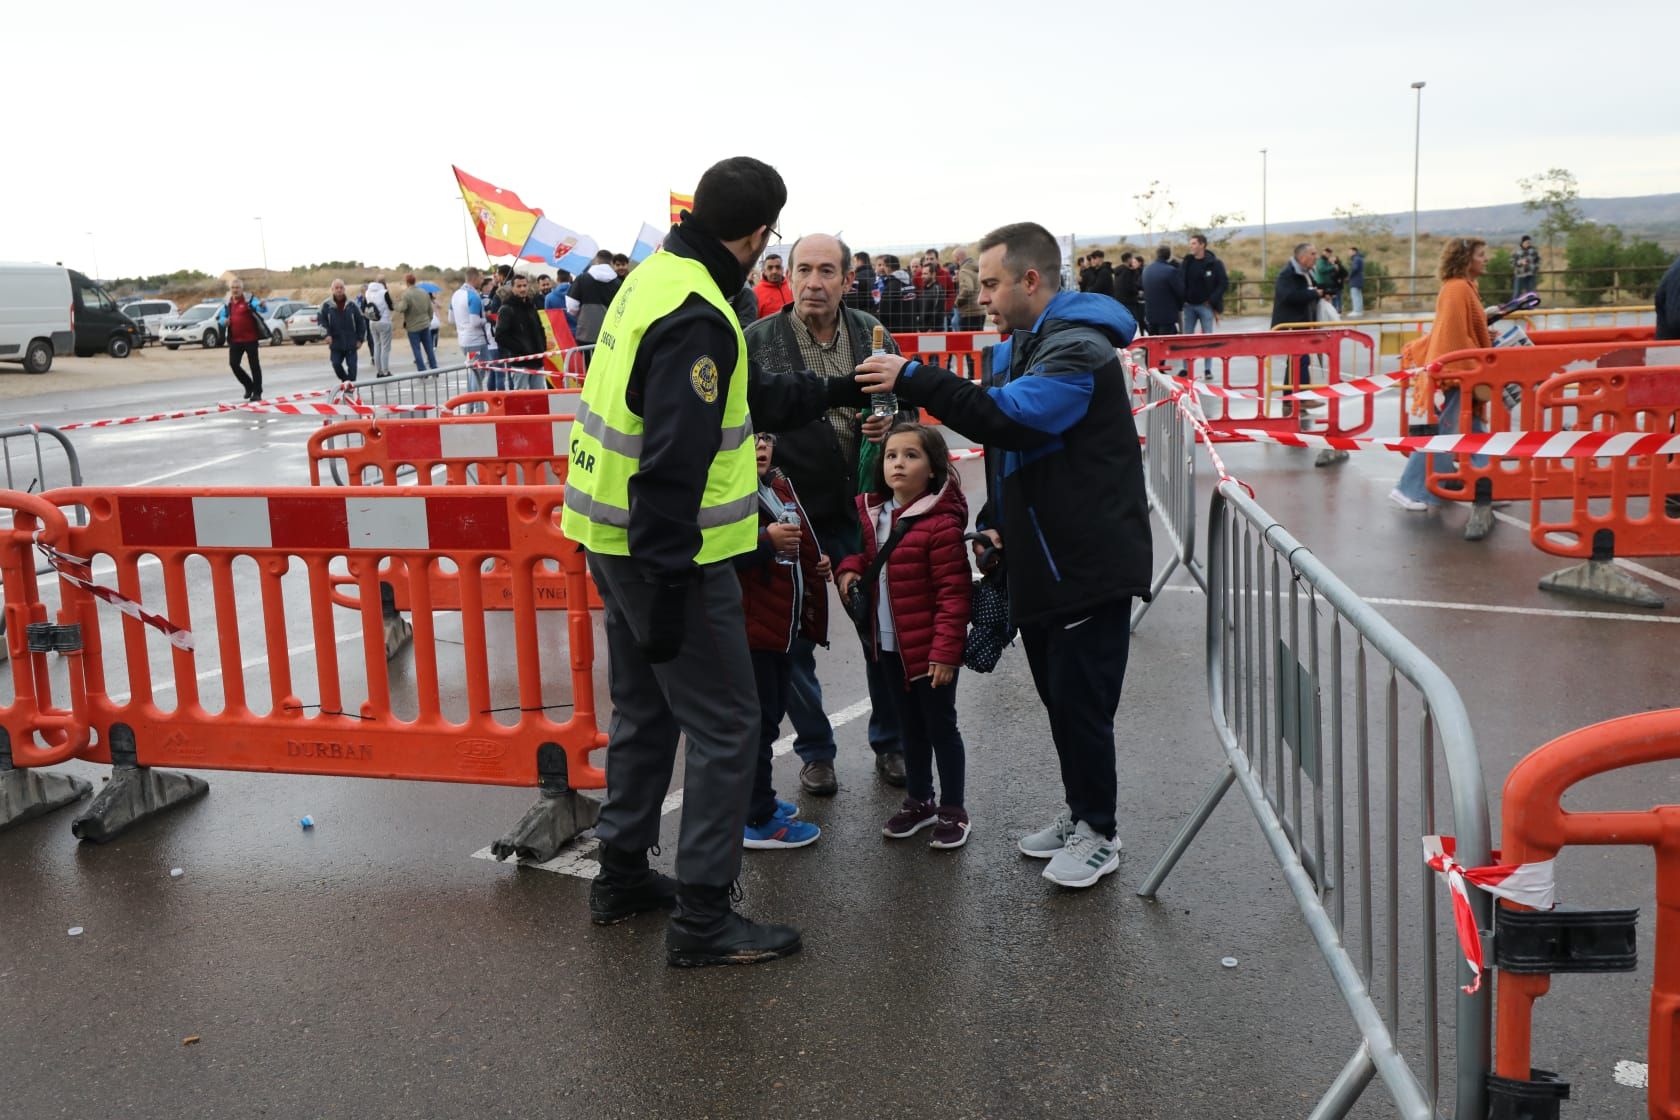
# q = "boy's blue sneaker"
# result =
<box><xmin>773</xmin><ymin>799</ymin><xmax>800</xmax><ymax>821</ymax></box>
<box><xmin>744</xmin><ymin>816</ymin><xmax>821</xmax><ymax>850</ymax></box>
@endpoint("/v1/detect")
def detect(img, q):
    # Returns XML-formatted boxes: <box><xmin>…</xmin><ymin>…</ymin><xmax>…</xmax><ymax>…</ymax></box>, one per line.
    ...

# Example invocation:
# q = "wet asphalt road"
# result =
<box><xmin>2</xmin><ymin>354</ymin><xmax>1673</xmax><ymax>1119</ymax></box>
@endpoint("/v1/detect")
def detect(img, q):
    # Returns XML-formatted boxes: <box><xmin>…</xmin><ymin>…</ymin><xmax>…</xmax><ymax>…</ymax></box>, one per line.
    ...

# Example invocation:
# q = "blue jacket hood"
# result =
<box><xmin>1033</xmin><ymin>289</ymin><xmax>1136</xmax><ymax>345</ymax></box>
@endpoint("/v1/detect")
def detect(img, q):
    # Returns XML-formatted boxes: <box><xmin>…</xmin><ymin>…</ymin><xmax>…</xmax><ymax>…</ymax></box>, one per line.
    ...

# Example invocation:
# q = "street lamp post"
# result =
<box><xmin>85</xmin><ymin>231</ymin><xmax>99</xmax><ymax>282</ymax></box>
<box><xmin>255</xmin><ymin>216</ymin><xmax>269</xmax><ymax>287</ymax></box>
<box><xmin>1260</xmin><ymin>148</ymin><xmax>1268</xmax><ymax>281</ymax></box>
<box><xmin>1410</xmin><ymin>81</ymin><xmax>1426</xmax><ymax>300</ymax></box>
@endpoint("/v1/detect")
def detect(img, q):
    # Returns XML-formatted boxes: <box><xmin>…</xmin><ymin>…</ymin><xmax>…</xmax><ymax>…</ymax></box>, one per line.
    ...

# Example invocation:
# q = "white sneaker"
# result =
<box><xmin>1388</xmin><ymin>489</ymin><xmax>1428</xmax><ymax>512</ymax></box>
<box><xmin>1042</xmin><ymin>821</ymin><xmax>1121</xmax><ymax>888</ymax></box>
<box><xmin>1017</xmin><ymin>809</ymin><xmax>1075</xmax><ymax>859</ymax></box>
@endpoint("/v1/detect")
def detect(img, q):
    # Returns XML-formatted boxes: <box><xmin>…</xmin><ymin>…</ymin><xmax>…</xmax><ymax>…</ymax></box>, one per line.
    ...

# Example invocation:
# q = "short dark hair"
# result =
<box><xmin>762</xmin><ymin>253</ymin><xmax>782</xmax><ymax>264</ymax></box>
<box><xmin>880</xmin><ymin>253</ymin><xmax>901</xmax><ymax>271</ymax></box>
<box><xmin>592</xmin><ymin>250</ymin><xmax>613</xmax><ymax>264</ymax></box>
<box><xmin>853</xmin><ymin>252</ymin><xmax>870</xmax><ymax>265</ymax></box>
<box><xmin>1154</xmin><ymin>244</ymin><xmax>1171</xmax><ymax>262</ymax></box>
<box><xmin>1119</xmin><ymin>251</ymin><xmax>1133</xmax><ymax>264</ymax></box>
<box><xmin>1189</xmin><ymin>234</ymin><xmax>1207</xmax><ymax>247</ymax></box>
<box><xmin>976</xmin><ymin>222</ymin><xmax>1061</xmax><ymax>289</ymax></box>
<box><xmin>692</xmin><ymin>156</ymin><xmax>787</xmax><ymax>241</ymax></box>
<box><xmin>791</xmin><ymin>235</ymin><xmax>852</xmax><ymax>275</ymax></box>
<box><xmin>869</xmin><ymin>422</ymin><xmax>955</xmax><ymax>499</ymax></box>
<box><xmin>1089</xmin><ymin>248</ymin><xmax>1105</xmax><ymax>260</ymax></box>
<box><xmin>495</xmin><ymin>264</ymin><xmax>513</xmax><ymax>280</ymax></box>
<box><xmin>555</xmin><ymin>269</ymin><xmax>573</xmax><ymax>283</ymax></box>
<box><xmin>611</xmin><ymin>253</ymin><xmax>629</xmax><ymax>266</ymax></box>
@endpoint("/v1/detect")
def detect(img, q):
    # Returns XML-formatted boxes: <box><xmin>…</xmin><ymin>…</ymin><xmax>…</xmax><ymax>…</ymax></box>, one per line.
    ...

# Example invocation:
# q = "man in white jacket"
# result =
<box><xmin>362</xmin><ymin>278</ymin><xmax>396</xmax><ymax>376</ymax></box>
<box><xmin>450</xmin><ymin>268</ymin><xmax>492</xmax><ymax>392</ymax></box>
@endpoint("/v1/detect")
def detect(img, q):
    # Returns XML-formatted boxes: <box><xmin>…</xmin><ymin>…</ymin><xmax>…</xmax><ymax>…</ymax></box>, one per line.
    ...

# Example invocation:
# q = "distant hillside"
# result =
<box><xmin>1082</xmin><ymin>193</ymin><xmax>1680</xmax><ymax>247</ymax></box>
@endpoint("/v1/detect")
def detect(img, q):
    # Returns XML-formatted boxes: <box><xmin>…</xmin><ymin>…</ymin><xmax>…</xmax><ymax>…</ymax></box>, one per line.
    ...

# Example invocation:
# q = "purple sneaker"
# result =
<box><xmin>928</xmin><ymin>807</ymin><xmax>971</xmax><ymax>850</ymax></box>
<box><xmin>881</xmin><ymin>798</ymin><xmax>939</xmax><ymax>839</ymax></box>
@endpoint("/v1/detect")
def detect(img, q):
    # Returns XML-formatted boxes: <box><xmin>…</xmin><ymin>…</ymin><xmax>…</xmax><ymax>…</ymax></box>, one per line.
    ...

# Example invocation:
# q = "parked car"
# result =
<box><xmin>122</xmin><ymin>298</ymin><xmax>178</xmax><ymax>341</ymax></box>
<box><xmin>160</xmin><ymin>304</ymin><xmax>225</xmax><ymax>349</ymax></box>
<box><xmin>285</xmin><ymin>306</ymin><xmax>326</xmax><ymax>344</ymax></box>
<box><xmin>0</xmin><ymin>262</ymin><xmax>75</xmax><ymax>373</ymax></box>
<box><xmin>68</xmin><ymin>270</ymin><xmax>143</xmax><ymax>358</ymax></box>
<box><xmin>262</xmin><ymin>299</ymin><xmax>311</xmax><ymax>346</ymax></box>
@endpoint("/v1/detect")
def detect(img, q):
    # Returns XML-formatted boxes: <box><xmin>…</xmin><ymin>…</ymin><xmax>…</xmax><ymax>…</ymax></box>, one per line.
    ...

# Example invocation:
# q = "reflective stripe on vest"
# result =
<box><xmin>559</xmin><ymin>251</ymin><xmax>756</xmax><ymax>563</ymax></box>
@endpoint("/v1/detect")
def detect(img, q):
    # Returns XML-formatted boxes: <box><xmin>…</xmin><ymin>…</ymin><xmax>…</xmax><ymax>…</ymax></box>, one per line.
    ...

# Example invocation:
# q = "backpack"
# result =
<box><xmin>365</xmin><ymin>298</ymin><xmax>382</xmax><ymax>322</ymax></box>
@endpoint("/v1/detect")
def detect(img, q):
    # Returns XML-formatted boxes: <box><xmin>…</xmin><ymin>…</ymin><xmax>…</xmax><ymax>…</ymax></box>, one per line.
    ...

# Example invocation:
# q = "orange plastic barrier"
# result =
<box><xmin>1527</xmin><ymin>324</ymin><xmax>1655</xmax><ymax>364</ymax></box>
<box><xmin>306</xmin><ymin>415</ymin><xmax>601</xmax><ymax>613</ymax></box>
<box><xmin>0</xmin><ymin>485</ymin><xmax>604</xmax><ymax>851</ymax></box>
<box><xmin>1421</xmin><ymin>342</ymin><xmax>1680</xmax><ymax>510</ymax></box>
<box><xmin>445</xmin><ymin>388</ymin><xmax>583</xmax><ymax>417</ymax></box>
<box><xmin>1492</xmin><ymin>708</ymin><xmax>1680</xmax><ymax>1119</ymax></box>
<box><xmin>1131</xmin><ymin>328</ymin><xmax>1377</xmax><ymax>441</ymax></box>
<box><xmin>891</xmin><ymin>330</ymin><xmax>1003</xmax><ymax>383</ymax></box>
<box><xmin>1527</xmin><ymin>364</ymin><xmax>1680</xmax><ymax>569</ymax></box>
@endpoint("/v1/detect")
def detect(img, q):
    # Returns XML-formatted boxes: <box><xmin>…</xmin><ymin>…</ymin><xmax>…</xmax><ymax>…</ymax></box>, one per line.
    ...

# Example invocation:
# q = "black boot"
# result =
<box><xmin>665</xmin><ymin>883</ymin><xmax>801</xmax><ymax>968</ymax></box>
<box><xmin>588</xmin><ymin>844</ymin><xmax>676</xmax><ymax>925</ymax></box>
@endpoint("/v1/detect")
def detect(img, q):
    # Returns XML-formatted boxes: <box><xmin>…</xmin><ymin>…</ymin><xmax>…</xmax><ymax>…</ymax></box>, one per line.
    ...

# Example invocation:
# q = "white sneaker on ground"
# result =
<box><xmin>1042</xmin><ymin>821</ymin><xmax>1121</xmax><ymax>888</ymax></box>
<box><xmin>1388</xmin><ymin>489</ymin><xmax>1428</xmax><ymax>512</ymax></box>
<box><xmin>1017</xmin><ymin>808</ymin><xmax>1075</xmax><ymax>859</ymax></box>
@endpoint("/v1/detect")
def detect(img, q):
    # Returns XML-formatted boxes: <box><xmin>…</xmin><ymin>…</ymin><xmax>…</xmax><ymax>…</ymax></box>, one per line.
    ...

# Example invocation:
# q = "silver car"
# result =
<box><xmin>122</xmin><ymin>299</ymin><xmax>178</xmax><ymax>341</ymax></box>
<box><xmin>263</xmin><ymin>299</ymin><xmax>312</xmax><ymax>346</ymax></box>
<box><xmin>285</xmin><ymin>305</ymin><xmax>326</xmax><ymax>344</ymax></box>
<box><xmin>159</xmin><ymin>304</ymin><xmax>224</xmax><ymax>349</ymax></box>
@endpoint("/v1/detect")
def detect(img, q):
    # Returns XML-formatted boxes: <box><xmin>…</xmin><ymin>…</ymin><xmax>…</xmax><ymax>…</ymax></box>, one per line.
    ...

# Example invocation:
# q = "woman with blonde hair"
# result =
<box><xmin>1390</xmin><ymin>237</ymin><xmax>1492</xmax><ymax>511</ymax></box>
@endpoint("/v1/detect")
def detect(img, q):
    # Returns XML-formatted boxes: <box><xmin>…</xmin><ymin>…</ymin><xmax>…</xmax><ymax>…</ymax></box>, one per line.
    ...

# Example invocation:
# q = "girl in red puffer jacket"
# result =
<box><xmin>837</xmin><ymin>423</ymin><xmax>974</xmax><ymax>850</ymax></box>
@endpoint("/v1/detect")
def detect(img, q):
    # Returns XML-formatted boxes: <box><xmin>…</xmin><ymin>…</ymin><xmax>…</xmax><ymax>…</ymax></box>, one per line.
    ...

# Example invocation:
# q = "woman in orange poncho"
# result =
<box><xmin>1390</xmin><ymin>238</ymin><xmax>1492</xmax><ymax>510</ymax></box>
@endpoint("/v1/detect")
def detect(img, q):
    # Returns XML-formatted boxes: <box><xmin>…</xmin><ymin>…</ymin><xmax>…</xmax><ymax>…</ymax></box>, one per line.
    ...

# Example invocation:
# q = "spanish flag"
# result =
<box><xmin>454</xmin><ymin>165</ymin><xmax>541</xmax><ymax>258</ymax></box>
<box><xmin>540</xmin><ymin>308</ymin><xmax>585</xmax><ymax>386</ymax></box>
<box><xmin>669</xmin><ymin>190</ymin><xmax>695</xmax><ymax>227</ymax></box>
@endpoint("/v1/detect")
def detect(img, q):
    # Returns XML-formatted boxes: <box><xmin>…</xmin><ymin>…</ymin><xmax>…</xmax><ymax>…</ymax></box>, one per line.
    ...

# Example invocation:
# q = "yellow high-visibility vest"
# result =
<box><xmin>560</xmin><ymin>251</ymin><xmax>756</xmax><ymax>564</ymax></box>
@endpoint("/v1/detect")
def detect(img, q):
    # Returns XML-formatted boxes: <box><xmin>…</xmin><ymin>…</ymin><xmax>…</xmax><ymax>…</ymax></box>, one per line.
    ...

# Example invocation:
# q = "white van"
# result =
<box><xmin>0</xmin><ymin>263</ymin><xmax>75</xmax><ymax>374</ymax></box>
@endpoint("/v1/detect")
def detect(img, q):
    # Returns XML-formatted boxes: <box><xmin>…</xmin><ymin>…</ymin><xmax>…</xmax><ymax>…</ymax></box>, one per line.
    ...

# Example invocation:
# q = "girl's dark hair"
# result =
<box><xmin>871</xmin><ymin>422</ymin><xmax>957</xmax><ymax>498</ymax></box>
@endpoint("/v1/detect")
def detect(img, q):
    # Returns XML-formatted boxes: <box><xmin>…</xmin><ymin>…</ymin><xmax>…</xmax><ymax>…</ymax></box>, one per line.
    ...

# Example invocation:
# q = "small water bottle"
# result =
<box><xmin>774</xmin><ymin>504</ymin><xmax>801</xmax><ymax>567</ymax></box>
<box><xmin>869</xmin><ymin>324</ymin><xmax>897</xmax><ymax>420</ymax></box>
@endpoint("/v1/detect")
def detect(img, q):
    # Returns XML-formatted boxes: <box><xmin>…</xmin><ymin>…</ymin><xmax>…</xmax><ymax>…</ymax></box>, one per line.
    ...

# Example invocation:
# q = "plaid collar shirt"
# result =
<box><xmin>787</xmin><ymin>309</ymin><xmax>861</xmax><ymax>467</ymax></box>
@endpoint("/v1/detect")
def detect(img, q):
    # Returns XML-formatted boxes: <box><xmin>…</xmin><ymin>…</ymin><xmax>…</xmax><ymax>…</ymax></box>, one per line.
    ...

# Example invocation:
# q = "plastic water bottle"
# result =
<box><xmin>870</xmin><ymin>324</ymin><xmax>897</xmax><ymax>420</ymax></box>
<box><xmin>772</xmin><ymin>480</ymin><xmax>801</xmax><ymax>567</ymax></box>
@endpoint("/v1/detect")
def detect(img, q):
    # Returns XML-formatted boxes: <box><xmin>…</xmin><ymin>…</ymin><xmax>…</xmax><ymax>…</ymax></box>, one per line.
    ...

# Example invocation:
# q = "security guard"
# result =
<box><xmin>562</xmin><ymin>156</ymin><xmax>868</xmax><ymax>967</ymax></box>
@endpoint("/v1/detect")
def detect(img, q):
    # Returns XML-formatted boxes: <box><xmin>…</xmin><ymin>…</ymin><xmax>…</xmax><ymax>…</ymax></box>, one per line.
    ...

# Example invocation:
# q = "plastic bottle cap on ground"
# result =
<box><xmin>299</xmin><ymin>815</ymin><xmax>314</xmax><ymax>829</ymax></box>
<box><xmin>1221</xmin><ymin>957</ymin><xmax>1239</xmax><ymax>968</ymax></box>
<box><xmin>170</xmin><ymin>868</ymin><xmax>184</xmax><ymax>878</ymax></box>
<box><xmin>68</xmin><ymin>927</ymin><xmax>84</xmax><ymax>937</ymax></box>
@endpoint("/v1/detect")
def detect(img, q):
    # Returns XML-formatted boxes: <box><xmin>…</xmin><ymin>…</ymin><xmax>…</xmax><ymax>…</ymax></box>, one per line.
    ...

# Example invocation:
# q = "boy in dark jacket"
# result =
<box><xmin>855</xmin><ymin>222</ymin><xmax>1148</xmax><ymax>889</ymax></box>
<box><xmin>737</xmin><ymin>434</ymin><xmax>826</xmax><ymax>850</ymax></box>
<box><xmin>492</xmin><ymin>275</ymin><xmax>548</xmax><ymax>389</ymax></box>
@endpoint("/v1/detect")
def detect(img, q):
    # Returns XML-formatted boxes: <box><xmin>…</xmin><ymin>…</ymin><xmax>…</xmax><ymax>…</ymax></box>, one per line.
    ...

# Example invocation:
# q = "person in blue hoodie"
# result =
<box><xmin>854</xmin><ymin>220</ymin><xmax>1151</xmax><ymax>892</ymax></box>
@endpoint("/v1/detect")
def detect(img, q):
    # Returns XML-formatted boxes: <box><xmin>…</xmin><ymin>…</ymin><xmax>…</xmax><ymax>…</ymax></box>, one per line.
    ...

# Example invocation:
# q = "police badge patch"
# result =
<box><xmin>689</xmin><ymin>355</ymin><xmax>720</xmax><ymax>402</ymax></box>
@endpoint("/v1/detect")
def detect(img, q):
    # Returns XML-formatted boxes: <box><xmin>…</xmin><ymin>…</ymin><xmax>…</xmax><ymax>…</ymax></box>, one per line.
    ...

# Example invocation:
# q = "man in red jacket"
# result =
<box><xmin>754</xmin><ymin>253</ymin><xmax>793</xmax><ymax>318</ymax></box>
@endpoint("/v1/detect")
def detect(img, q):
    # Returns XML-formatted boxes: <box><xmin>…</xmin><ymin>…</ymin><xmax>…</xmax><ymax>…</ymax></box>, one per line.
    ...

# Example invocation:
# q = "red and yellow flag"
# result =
<box><xmin>540</xmin><ymin>307</ymin><xmax>585</xmax><ymax>386</ymax></box>
<box><xmin>669</xmin><ymin>190</ymin><xmax>695</xmax><ymax>227</ymax></box>
<box><xmin>454</xmin><ymin>165</ymin><xmax>541</xmax><ymax>258</ymax></box>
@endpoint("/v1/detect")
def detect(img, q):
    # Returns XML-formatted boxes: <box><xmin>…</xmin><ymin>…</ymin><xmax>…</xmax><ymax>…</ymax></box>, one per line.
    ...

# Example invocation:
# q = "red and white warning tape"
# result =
<box><xmin>35</xmin><ymin>540</ymin><xmax>195</xmax><ymax>651</ymax></box>
<box><xmin>1230</xmin><ymin>427</ymin><xmax>1680</xmax><ymax>459</ymax></box>
<box><xmin>1169</xmin><ymin>369</ymin><xmax>1420</xmax><ymax>403</ymax></box>
<box><xmin>948</xmin><ymin>447</ymin><xmax>982</xmax><ymax>462</ymax></box>
<box><xmin>54</xmin><ymin>390</ymin><xmax>433</xmax><ymax>431</ymax></box>
<box><xmin>1423</xmin><ymin>835</ymin><xmax>1556</xmax><ymax>994</ymax></box>
<box><xmin>471</xmin><ymin>345</ymin><xmax>579</xmax><ymax>370</ymax></box>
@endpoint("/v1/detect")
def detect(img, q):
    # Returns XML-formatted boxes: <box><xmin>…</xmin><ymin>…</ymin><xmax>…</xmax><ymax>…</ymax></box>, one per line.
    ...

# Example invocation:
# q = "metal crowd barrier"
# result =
<box><xmin>1126</xmin><ymin>357</ymin><xmax>1205</xmax><ymax>633</ymax></box>
<box><xmin>1138</xmin><ymin>480</ymin><xmax>1493</xmax><ymax>1120</ymax></box>
<box><xmin>0</xmin><ymin>425</ymin><xmax>86</xmax><ymax>574</ymax></box>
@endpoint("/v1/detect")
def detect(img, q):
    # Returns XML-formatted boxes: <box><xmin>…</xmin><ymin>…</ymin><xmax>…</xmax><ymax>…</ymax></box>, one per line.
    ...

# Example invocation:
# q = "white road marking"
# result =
<box><xmin>1613</xmin><ymin>1060</ymin><xmax>1648</xmax><ymax>1088</ymax></box>
<box><xmin>471</xmin><ymin>695</ymin><xmax>876</xmax><ymax>879</ymax></box>
<box><xmin>1491</xmin><ymin>508</ymin><xmax>1680</xmax><ymax>593</ymax></box>
<box><xmin>131</xmin><ymin>449</ymin><xmax>264</xmax><ymax>486</ymax></box>
<box><xmin>1156</xmin><ymin>583</ymin><xmax>1678</xmax><ymax>624</ymax></box>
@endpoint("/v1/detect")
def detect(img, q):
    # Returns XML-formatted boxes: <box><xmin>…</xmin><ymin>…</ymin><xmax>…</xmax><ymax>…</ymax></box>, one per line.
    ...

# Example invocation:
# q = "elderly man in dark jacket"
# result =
<box><xmin>319</xmin><ymin>279</ymin><xmax>369</xmax><ymax>383</ymax></box>
<box><xmin>492</xmin><ymin>275</ymin><xmax>548</xmax><ymax>389</ymax></box>
<box><xmin>1141</xmin><ymin>244</ymin><xmax>1185</xmax><ymax>336</ymax></box>
<box><xmin>856</xmin><ymin>222</ymin><xmax>1148</xmax><ymax>891</ymax></box>
<box><xmin>744</xmin><ymin>232</ymin><xmax>910</xmax><ymax>796</ymax></box>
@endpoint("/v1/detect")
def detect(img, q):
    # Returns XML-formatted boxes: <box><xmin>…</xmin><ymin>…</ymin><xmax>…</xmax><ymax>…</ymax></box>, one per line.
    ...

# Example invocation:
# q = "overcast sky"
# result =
<box><xmin>8</xmin><ymin>0</ymin><xmax>1677</xmax><ymax>279</ymax></box>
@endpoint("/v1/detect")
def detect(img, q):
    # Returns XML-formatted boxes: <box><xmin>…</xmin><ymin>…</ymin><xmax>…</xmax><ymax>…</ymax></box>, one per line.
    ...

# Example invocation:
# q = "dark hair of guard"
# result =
<box><xmin>976</xmin><ymin>222</ymin><xmax>1062</xmax><ymax>289</ymax></box>
<box><xmin>691</xmin><ymin>156</ymin><xmax>788</xmax><ymax>241</ymax></box>
<box><xmin>869</xmin><ymin>422</ymin><xmax>956</xmax><ymax>499</ymax></box>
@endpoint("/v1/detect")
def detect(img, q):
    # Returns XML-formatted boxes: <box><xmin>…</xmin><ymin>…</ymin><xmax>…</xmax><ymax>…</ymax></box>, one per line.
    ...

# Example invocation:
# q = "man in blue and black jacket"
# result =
<box><xmin>855</xmin><ymin>221</ymin><xmax>1151</xmax><ymax>891</ymax></box>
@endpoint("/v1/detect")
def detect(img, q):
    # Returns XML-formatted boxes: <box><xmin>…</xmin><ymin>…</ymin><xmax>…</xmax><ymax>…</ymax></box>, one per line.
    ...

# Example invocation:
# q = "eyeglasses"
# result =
<box><xmin>767</xmin><ymin>222</ymin><xmax>782</xmax><ymax>243</ymax></box>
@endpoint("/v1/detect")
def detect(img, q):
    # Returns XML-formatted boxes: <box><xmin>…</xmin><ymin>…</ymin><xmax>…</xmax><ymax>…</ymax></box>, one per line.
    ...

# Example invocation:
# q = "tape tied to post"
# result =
<box><xmin>34</xmin><ymin>539</ymin><xmax>195</xmax><ymax>652</ymax></box>
<box><xmin>1423</xmin><ymin>835</ymin><xmax>1557</xmax><ymax>994</ymax></box>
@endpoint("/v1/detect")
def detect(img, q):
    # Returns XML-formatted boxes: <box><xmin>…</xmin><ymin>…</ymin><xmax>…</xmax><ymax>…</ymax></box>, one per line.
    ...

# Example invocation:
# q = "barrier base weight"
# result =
<box><xmin>380</xmin><ymin>583</ymin><xmax>413</xmax><ymax>662</ymax></box>
<box><xmin>0</xmin><ymin>767</ymin><xmax>93</xmax><ymax>832</ymax></box>
<box><xmin>491</xmin><ymin>789</ymin><xmax>601</xmax><ymax>862</ymax></box>
<box><xmin>71</xmin><ymin>765</ymin><xmax>209</xmax><ymax>843</ymax></box>
<box><xmin>1538</xmin><ymin>559</ymin><xmax>1664</xmax><ymax>609</ymax></box>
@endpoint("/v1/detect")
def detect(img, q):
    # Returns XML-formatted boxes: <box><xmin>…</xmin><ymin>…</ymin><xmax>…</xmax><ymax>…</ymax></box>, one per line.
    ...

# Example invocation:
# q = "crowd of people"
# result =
<box><xmin>556</xmin><ymin>155</ymin><xmax>1149</xmax><ymax>969</ymax></box>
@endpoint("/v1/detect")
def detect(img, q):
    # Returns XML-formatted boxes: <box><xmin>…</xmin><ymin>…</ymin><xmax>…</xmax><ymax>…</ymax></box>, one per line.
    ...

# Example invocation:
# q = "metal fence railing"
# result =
<box><xmin>0</xmin><ymin>425</ymin><xmax>86</xmax><ymax>574</ymax></box>
<box><xmin>1137</xmin><ymin>479</ymin><xmax>1493</xmax><ymax>1119</ymax></box>
<box><xmin>1126</xmin><ymin>353</ymin><xmax>1205</xmax><ymax>633</ymax></box>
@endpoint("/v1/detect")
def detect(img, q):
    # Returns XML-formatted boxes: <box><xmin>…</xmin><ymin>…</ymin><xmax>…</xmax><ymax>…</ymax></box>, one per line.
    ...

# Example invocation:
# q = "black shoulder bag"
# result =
<box><xmin>842</xmin><ymin>520</ymin><xmax>912</xmax><ymax>650</ymax></box>
<box><xmin>962</xmin><ymin>532</ymin><xmax>1015</xmax><ymax>673</ymax></box>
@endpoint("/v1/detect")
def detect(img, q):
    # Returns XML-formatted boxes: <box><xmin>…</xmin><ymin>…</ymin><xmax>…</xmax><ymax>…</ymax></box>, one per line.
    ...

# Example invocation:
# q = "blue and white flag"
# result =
<box><xmin>630</xmin><ymin>222</ymin><xmax>664</xmax><ymax>263</ymax></box>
